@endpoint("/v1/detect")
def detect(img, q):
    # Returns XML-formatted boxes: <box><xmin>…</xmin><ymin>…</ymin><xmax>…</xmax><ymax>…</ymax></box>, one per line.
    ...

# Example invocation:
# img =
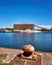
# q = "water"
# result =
<box><xmin>0</xmin><ymin>32</ymin><xmax>52</xmax><ymax>53</ymax></box>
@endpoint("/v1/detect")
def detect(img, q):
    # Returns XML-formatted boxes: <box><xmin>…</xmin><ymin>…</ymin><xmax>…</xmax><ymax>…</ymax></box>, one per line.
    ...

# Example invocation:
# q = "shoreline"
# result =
<box><xmin>0</xmin><ymin>30</ymin><xmax>41</xmax><ymax>33</ymax></box>
<box><xmin>0</xmin><ymin>47</ymin><xmax>52</xmax><ymax>53</ymax></box>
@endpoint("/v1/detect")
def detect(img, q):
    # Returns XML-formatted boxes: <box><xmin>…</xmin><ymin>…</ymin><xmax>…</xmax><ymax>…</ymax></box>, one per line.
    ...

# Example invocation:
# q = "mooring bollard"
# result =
<box><xmin>22</xmin><ymin>45</ymin><xmax>35</xmax><ymax>56</ymax></box>
<box><xmin>18</xmin><ymin>45</ymin><xmax>39</xmax><ymax>61</ymax></box>
<box><xmin>13</xmin><ymin>45</ymin><xmax>41</xmax><ymax>65</ymax></box>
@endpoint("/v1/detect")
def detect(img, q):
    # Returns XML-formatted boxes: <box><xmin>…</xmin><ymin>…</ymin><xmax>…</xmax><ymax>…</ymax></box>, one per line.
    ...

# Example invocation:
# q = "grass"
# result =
<box><xmin>0</xmin><ymin>54</ymin><xmax>7</xmax><ymax>59</ymax></box>
<box><xmin>0</xmin><ymin>63</ymin><xmax>14</xmax><ymax>65</ymax></box>
<box><xmin>0</xmin><ymin>54</ymin><xmax>14</xmax><ymax>65</ymax></box>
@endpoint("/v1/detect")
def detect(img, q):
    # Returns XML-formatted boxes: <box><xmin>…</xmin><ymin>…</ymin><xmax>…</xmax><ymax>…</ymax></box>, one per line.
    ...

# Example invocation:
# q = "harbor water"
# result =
<box><xmin>0</xmin><ymin>32</ymin><xmax>52</xmax><ymax>53</ymax></box>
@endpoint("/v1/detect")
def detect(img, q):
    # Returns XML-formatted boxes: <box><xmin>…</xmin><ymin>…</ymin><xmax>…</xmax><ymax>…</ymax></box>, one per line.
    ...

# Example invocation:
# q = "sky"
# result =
<box><xmin>0</xmin><ymin>0</ymin><xmax>52</xmax><ymax>28</ymax></box>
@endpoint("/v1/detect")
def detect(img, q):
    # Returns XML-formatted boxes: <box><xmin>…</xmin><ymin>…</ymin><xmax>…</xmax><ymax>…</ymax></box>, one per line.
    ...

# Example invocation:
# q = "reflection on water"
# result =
<box><xmin>0</xmin><ymin>32</ymin><xmax>52</xmax><ymax>52</ymax></box>
<box><xmin>13</xmin><ymin>33</ymin><xmax>35</xmax><ymax>48</ymax></box>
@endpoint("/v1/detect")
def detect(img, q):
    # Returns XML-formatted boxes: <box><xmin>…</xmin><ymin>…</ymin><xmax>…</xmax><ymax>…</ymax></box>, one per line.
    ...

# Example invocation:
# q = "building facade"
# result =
<box><xmin>14</xmin><ymin>24</ymin><xmax>34</xmax><ymax>30</ymax></box>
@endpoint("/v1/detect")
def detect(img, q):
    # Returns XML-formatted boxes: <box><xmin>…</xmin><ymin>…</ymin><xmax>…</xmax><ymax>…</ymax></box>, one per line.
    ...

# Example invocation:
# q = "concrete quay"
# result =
<box><xmin>0</xmin><ymin>48</ymin><xmax>52</xmax><ymax>65</ymax></box>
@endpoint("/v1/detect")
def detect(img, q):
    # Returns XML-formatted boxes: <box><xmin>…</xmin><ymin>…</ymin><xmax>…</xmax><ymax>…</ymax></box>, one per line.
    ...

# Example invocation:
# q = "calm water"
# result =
<box><xmin>0</xmin><ymin>32</ymin><xmax>52</xmax><ymax>53</ymax></box>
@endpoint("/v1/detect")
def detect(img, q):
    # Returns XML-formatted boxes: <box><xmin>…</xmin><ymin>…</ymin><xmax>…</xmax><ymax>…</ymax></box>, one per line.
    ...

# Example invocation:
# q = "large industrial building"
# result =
<box><xmin>14</xmin><ymin>24</ymin><xmax>34</xmax><ymax>30</ymax></box>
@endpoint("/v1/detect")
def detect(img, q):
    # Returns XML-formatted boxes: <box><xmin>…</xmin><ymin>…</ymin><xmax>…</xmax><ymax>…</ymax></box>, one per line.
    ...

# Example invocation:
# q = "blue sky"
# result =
<box><xmin>0</xmin><ymin>0</ymin><xmax>52</xmax><ymax>28</ymax></box>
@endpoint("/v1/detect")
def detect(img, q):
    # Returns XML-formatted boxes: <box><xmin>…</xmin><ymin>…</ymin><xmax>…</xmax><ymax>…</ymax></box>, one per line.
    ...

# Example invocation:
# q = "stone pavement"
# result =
<box><xmin>0</xmin><ymin>48</ymin><xmax>23</xmax><ymax>63</ymax></box>
<box><xmin>11</xmin><ymin>55</ymin><xmax>41</xmax><ymax>65</ymax></box>
<box><xmin>36</xmin><ymin>51</ymin><xmax>52</xmax><ymax>65</ymax></box>
<box><xmin>0</xmin><ymin>48</ymin><xmax>52</xmax><ymax>65</ymax></box>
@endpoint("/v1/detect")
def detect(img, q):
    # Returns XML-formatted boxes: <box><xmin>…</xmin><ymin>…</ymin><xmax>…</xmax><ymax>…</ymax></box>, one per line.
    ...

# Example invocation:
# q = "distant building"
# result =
<box><xmin>0</xmin><ymin>28</ymin><xmax>11</xmax><ymax>32</ymax></box>
<box><xmin>0</xmin><ymin>28</ymin><xmax>6</xmax><ymax>32</ymax></box>
<box><xmin>14</xmin><ymin>24</ymin><xmax>34</xmax><ymax>30</ymax></box>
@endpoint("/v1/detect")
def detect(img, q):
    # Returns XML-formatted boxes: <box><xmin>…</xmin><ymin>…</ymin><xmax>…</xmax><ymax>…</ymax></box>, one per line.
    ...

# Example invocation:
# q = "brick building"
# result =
<box><xmin>14</xmin><ymin>24</ymin><xmax>34</xmax><ymax>30</ymax></box>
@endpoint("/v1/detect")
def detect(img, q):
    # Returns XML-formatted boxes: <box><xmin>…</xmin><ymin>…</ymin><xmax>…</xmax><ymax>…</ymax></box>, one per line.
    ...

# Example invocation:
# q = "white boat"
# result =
<box><xmin>14</xmin><ymin>29</ymin><xmax>41</xmax><ymax>33</ymax></box>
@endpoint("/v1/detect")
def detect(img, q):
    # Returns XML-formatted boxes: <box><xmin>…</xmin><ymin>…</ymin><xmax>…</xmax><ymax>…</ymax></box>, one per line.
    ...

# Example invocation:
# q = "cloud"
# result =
<box><xmin>38</xmin><ymin>25</ymin><xmax>52</xmax><ymax>29</ymax></box>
